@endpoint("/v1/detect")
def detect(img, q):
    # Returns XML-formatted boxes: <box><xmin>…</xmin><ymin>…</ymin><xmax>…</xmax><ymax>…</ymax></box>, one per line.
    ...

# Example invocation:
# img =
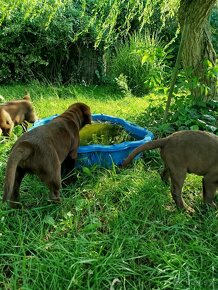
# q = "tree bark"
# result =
<box><xmin>178</xmin><ymin>0</ymin><xmax>217</xmax><ymax>101</ymax></box>
<box><xmin>163</xmin><ymin>23</ymin><xmax>188</xmax><ymax>123</ymax></box>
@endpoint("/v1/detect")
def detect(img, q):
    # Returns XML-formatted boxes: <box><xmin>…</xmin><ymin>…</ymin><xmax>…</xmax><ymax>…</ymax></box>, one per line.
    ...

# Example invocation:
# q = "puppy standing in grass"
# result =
<box><xmin>3</xmin><ymin>102</ymin><xmax>91</xmax><ymax>208</ymax></box>
<box><xmin>0</xmin><ymin>92</ymin><xmax>37</xmax><ymax>136</ymax></box>
<box><xmin>122</xmin><ymin>130</ymin><xmax>218</xmax><ymax>211</ymax></box>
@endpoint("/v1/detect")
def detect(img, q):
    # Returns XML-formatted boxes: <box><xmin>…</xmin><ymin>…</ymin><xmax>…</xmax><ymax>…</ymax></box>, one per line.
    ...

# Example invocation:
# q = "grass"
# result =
<box><xmin>0</xmin><ymin>83</ymin><xmax>218</xmax><ymax>289</ymax></box>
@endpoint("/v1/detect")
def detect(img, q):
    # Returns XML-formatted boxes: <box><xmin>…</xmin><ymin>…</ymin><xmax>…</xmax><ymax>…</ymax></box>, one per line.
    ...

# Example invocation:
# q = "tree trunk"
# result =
<box><xmin>179</xmin><ymin>0</ymin><xmax>217</xmax><ymax>101</ymax></box>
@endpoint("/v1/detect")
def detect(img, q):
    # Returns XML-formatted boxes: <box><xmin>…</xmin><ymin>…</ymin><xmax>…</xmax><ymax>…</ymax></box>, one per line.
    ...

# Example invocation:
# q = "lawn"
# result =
<box><xmin>0</xmin><ymin>83</ymin><xmax>218</xmax><ymax>289</ymax></box>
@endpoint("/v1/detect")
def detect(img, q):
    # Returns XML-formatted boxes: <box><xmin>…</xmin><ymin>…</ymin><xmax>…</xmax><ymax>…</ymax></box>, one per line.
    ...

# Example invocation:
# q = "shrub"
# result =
<box><xmin>137</xmin><ymin>94</ymin><xmax>218</xmax><ymax>138</ymax></box>
<box><xmin>106</xmin><ymin>31</ymin><xmax>171</xmax><ymax>96</ymax></box>
<box><xmin>0</xmin><ymin>1</ymin><xmax>101</xmax><ymax>84</ymax></box>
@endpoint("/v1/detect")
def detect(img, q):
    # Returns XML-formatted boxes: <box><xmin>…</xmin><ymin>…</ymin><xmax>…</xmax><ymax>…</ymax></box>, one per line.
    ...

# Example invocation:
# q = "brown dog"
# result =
<box><xmin>0</xmin><ymin>93</ymin><xmax>37</xmax><ymax>136</ymax></box>
<box><xmin>122</xmin><ymin>130</ymin><xmax>218</xmax><ymax>210</ymax></box>
<box><xmin>3</xmin><ymin>102</ymin><xmax>91</xmax><ymax>208</ymax></box>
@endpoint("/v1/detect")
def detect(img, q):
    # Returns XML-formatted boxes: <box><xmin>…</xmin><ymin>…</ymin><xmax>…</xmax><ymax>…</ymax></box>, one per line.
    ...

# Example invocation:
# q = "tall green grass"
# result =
<box><xmin>0</xmin><ymin>84</ymin><xmax>218</xmax><ymax>289</ymax></box>
<box><xmin>106</xmin><ymin>31</ymin><xmax>170</xmax><ymax>96</ymax></box>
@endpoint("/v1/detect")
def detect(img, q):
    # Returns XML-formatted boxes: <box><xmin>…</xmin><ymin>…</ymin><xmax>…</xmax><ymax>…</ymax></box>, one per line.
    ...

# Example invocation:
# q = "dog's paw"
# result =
<box><xmin>8</xmin><ymin>200</ymin><xmax>23</xmax><ymax>209</ymax></box>
<box><xmin>177</xmin><ymin>203</ymin><xmax>195</xmax><ymax>214</ymax></box>
<box><xmin>185</xmin><ymin>205</ymin><xmax>195</xmax><ymax>214</ymax></box>
<box><xmin>48</xmin><ymin>198</ymin><xmax>62</xmax><ymax>204</ymax></box>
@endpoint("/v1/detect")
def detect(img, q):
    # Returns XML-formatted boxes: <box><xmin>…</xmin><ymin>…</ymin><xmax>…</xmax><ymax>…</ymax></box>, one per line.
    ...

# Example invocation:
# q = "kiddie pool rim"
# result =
<box><xmin>30</xmin><ymin>113</ymin><xmax>154</xmax><ymax>154</ymax></box>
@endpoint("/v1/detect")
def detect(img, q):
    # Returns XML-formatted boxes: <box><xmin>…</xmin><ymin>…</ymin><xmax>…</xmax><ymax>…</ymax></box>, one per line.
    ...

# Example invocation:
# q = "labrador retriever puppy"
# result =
<box><xmin>3</xmin><ymin>102</ymin><xmax>91</xmax><ymax>208</ymax></box>
<box><xmin>122</xmin><ymin>130</ymin><xmax>218</xmax><ymax>210</ymax></box>
<box><xmin>0</xmin><ymin>93</ymin><xmax>37</xmax><ymax>136</ymax></box>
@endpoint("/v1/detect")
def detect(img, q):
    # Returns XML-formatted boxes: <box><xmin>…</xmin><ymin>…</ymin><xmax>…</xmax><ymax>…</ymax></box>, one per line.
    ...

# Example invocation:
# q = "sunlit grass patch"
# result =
<box><xmin>0</xmin><ymin>84</ymin><xmax>218</xmax><ymax>289</ymax></box>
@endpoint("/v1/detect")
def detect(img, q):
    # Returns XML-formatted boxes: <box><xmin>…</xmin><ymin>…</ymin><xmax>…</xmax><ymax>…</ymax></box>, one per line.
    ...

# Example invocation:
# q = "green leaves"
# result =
<box><xmin>0</xmin><ymin>0</ymin><xmax>182</xmax><ymax>84</ymax></box>
<box><xmin>139</xmin><ymin>93</ymin><xmax>218</xmax><ymax>137</ymax></box>
<box><xmin>141</xmin><ymin>52</ymin><xmax>150</xmax><ymax>65</ymax></box>
<box><xmin>44</xmin><ymin>215</ymin><xmax>56</xmax><ymax>226</ymax></box>
<box><xmin>107</xmin><ymin>30</ymin><xmax>170</xmax><ymax>96</ymax></box>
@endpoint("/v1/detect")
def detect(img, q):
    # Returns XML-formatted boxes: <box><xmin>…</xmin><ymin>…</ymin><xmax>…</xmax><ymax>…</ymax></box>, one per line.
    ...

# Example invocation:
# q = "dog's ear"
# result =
<box><xmin>23</xmin><ymin>91</ymin><xmax>31</xmax><ymax>101</ymax></box>
<box><xmin>68</xmin><ymin>102</ymin><xmax>91</xmax><ymax>126</ymax></box>
<box><xmin>82</xmin><ymin>106</ymin><xmax>91</xmax><ymax>125</ymax></box>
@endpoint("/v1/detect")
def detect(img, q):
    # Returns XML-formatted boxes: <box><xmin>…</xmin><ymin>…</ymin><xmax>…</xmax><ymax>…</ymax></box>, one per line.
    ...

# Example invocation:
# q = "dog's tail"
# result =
<box><xmin>122</xmin><ymin>137</ymin><xmax>168</xmax><ymax>168</ymax></box>
<box><xmin>3</xmin><ymin>142</ymin><xmax>32</xmax><ymax>203</ymax></box>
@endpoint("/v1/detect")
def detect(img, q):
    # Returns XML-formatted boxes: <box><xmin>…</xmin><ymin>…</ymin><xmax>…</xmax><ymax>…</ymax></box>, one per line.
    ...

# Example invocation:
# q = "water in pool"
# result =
<box><xmin>79</xmin><ymin>122</ymin><xmax>136</xmax><ymax>145</ymax></box>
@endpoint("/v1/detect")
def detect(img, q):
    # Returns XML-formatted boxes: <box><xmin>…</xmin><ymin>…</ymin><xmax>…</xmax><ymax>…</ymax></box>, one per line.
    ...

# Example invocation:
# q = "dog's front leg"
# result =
<box><xmin>39</xmin><ymin>162</ymin><xmax>62</xmax><ymax>202</ymax></box>
<box><xmin>5</xmin><ymin>121</ymin><xmax>14</xmax><ymax>136</ymax></box>
<box><xmin>48</xmin><ymin>181</ymin><xmax>61</xmax><ymax>203</ymax></box>
<box><xmin>21</xmin><ymin>121</ymin><xmax>29</xmax><ymax>132</ymax></box>
<box><xmin>49</xmin><ymin>190</ymin><xmax>61</xmax><ymax>202</ymax></box>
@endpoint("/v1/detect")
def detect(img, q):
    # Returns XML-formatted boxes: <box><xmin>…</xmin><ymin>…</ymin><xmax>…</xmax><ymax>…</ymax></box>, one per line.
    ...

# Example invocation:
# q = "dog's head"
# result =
<box><xmin>68</xmin><ymin>102</ymin><xmax>92</xmax><ymax>128</ymax></box>
<box><xmin>0</xmin><ymin>108</ymin><xmax>14</xmax><ymax>136</ymax></box>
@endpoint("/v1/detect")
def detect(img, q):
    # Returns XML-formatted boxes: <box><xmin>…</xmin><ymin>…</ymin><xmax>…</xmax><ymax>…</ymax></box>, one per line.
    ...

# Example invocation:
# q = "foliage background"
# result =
<box><xmin>0</xmin><ymin>0</ymin><xmax>215</xmax><ymax>88</ymax></box>
<box><xmin>0</xmin><ymin>1</ymin><xmax>218</xmax><ymax>288</ymax></box>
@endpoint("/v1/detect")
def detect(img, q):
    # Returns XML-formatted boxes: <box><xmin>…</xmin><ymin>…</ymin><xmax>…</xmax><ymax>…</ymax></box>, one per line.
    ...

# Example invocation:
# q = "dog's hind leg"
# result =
<box><xmin>161</xmin><ymin>164</ymin><xmax>170</xmax><ymax>185</ymax></box>
<box><xmin>202</xmin><ymin>174</ymin><xmax>217</xmax><ymax>206</ymax></box>
<box><xmin>9</xmin><ymin>167</ymin><xmax>25</xmax><ymax>209</ymax></box>
<box><xmin>168</xmin><ymin>169</ymin><xmax>187</xmax><ymax>209</ymax></box>
<box><xmin>40</xmin><ymin>162</ymin><xmax>62</xmax><ymax>202</ymax></box>
<box><xmin>61</xmin><ymin>155</ymin><xmax>76</xmax><ymax>187</ymax></box>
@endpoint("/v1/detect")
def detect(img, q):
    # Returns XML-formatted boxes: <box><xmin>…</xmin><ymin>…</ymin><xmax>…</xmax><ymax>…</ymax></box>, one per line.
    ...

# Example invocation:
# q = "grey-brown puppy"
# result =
<box><xmin>3</xmin><ymin>102</ymin><xmax>91</xmax><ymax>208</ymax></box>
<box><xmin>122</xmin><ymin>130</ymin><xmax>218</xmax><ymax>210</ymax></box>
<box><xmin>0</xmin><ymin>93</ymin><xmax>37</xmax><ymax>135</ymax></box>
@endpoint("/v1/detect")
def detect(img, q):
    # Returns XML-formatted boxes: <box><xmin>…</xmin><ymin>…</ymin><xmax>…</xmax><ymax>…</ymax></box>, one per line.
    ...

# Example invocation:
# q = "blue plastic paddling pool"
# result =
<box><xmin>30</xmin><ymin>114</ymin><xmax>154</xmax><ymax>168</ymax></box>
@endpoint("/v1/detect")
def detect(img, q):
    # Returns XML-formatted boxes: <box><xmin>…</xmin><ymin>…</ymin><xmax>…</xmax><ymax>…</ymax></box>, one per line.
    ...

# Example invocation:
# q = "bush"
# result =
<box><xmin>0</xmin><ymin>1</ymin><xmax>101</xmax><ymax>84</ymax></box>
<box><xmin>106</xmin><ymin>31</ymin><xmax>171</xmax><ymax>96</ymax></box>
<box><xmin>137</xmin><ymin>94</ymin><xmax>218</xmax><ymax>138</ymax></box>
